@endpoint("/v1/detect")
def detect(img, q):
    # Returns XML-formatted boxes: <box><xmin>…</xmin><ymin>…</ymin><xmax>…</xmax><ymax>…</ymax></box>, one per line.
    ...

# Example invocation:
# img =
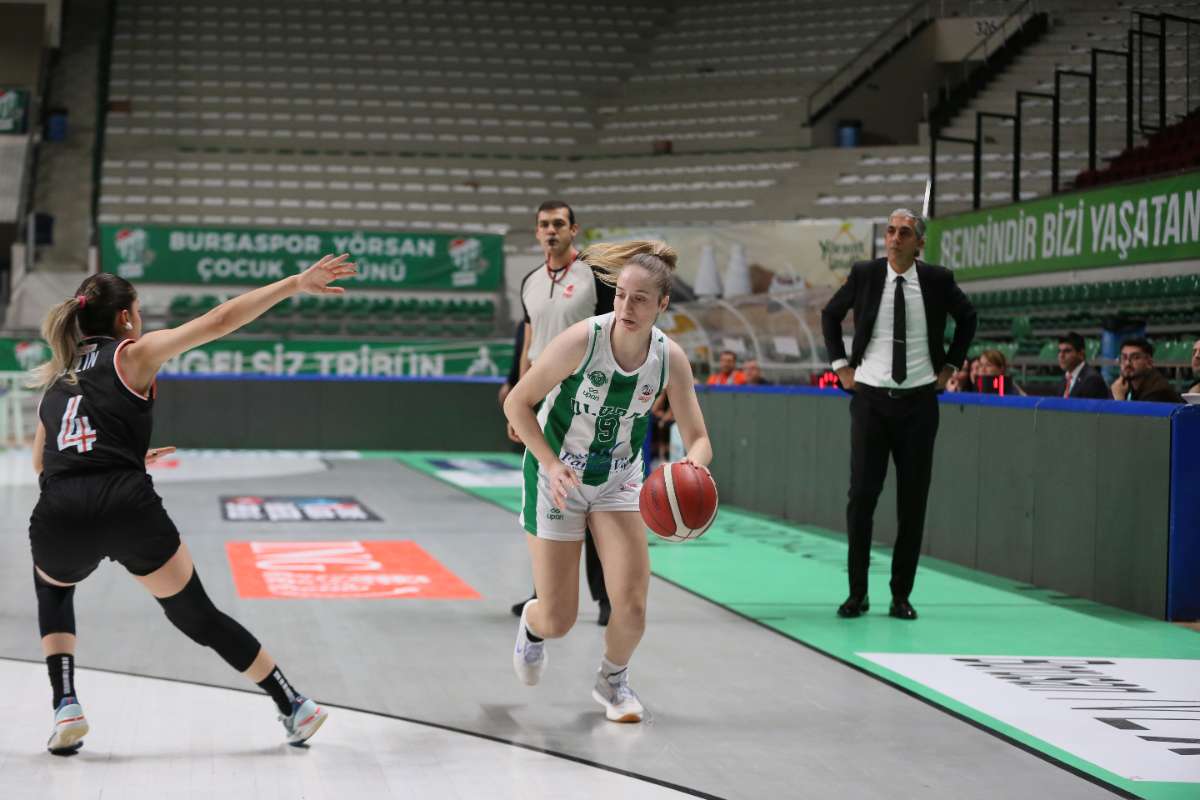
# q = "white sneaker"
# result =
<box><xmin>512</xmin><ymin>599</ymin><xmax>547</xmax><ymax>686</ymax></box>
<box><xmin>280</xmin><ymin>697</ymin><xmax>327</xmax><ymax>746</ymax></box>
<box><xmin>592</xmin><ymin>669</ymin><xmax>645</xmax><ymax>723</ymax></box>
<box><xmin>47</xmin><ymin>696</ymin><xmax>88</xmax><ymax>753</ymax></box>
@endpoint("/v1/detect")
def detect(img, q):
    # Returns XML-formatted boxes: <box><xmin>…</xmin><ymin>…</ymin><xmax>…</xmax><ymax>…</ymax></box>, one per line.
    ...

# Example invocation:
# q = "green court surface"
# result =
<box><xmin>387</xmin><ymin>451</ymin><xmax>1200</xmax><ymax>800</ymax></box>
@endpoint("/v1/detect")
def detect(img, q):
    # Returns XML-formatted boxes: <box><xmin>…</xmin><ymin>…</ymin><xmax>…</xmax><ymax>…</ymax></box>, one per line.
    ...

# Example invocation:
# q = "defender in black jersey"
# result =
<box><xmin>28</xmin><ymin>256</ymin><xmax>355</xmax><ymax>754</ymax></box>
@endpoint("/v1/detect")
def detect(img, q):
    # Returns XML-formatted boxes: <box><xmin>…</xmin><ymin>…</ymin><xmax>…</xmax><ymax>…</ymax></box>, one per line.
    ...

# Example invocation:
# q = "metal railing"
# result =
<box><xmin>930</xmin><ymin>9</ymin><xmax>1200</xmax><ymax>218</ymax></box>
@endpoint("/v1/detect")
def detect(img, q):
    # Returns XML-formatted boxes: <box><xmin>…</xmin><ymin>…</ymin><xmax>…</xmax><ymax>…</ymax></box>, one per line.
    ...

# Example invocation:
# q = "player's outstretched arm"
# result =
<box><xmin>120</xmin><ymin>254</ymin><xmax>356</xmax><ymax>391</ymax></box>
<box><xmin>664</xmin><ymin>340</ymin><xmax>712</xmax><ymax>469</ymax></box>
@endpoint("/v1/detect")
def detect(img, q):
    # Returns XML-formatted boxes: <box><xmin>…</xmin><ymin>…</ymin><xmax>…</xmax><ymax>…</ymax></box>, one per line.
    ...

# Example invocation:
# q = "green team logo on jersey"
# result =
<box><xmin>587</xmin><ymin>370</ymin><xmax>608</xmax><ymax>388</ymax></box>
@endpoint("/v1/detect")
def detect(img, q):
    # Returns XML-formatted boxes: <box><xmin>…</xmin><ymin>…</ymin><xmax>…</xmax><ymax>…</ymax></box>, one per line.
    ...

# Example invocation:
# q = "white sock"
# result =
<box><xmin>601</xmin><ymin>656</ymin><xmax>628</xmax><ymax>680</ymax></box>
<box><xmin>523</xmin><ymin>600</ymin><xmax>543</xmax><ymax>641</ymax></box>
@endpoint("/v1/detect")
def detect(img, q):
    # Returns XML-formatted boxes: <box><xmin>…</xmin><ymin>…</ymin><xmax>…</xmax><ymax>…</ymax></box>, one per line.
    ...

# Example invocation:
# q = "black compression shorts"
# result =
<box><xmin>30</xmin><ymin>470</ymin><xmax>182</xmax><ymax>583</ymax></box>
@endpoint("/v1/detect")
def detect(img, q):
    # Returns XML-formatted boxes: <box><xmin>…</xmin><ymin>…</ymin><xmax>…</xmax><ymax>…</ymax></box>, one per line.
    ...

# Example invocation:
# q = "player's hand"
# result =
<box><xmin>547</xmin><ymin>461</ymin><xmax>581</xmax><ymax>509</ymax></box>
<box><xmin>679</xmin><ymin>457</ymin><xmax>712</xmax><ymax>477</ymax></box>
<box><xmin>296</xmin><ymin>253</ymin><xmax>357</xmax><ymax>295</ymax></box>
<box><xmin>145</xmin><ymin>446</ymin><xmax>176</xmax><ymax>466</ymax></box>
<box><xmin>836</xmin><ymin>366</ymin><xmax>856</xmax><ymax>391</ymax></box>
<box><xmin>506</xmin><ymin>421</ymin><xmax>523</xmax><ymax>445</ymax></box>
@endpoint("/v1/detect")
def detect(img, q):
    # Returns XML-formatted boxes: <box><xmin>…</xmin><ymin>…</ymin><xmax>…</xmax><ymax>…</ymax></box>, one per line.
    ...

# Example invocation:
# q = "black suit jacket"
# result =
<box><xmin>1067</xmin><ymin>363</ymin><xmax>1109</xmax><ymax>399</ymax></box>
<box><xmin>821</xmin><ymin>258</ymin><xmax>977</xmax><ymax>376</ymax></box>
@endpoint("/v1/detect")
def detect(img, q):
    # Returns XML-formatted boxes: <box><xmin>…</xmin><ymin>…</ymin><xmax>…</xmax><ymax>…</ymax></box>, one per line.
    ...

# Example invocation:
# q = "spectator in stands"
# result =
<box><xmin>706</xmin><ymin>350</ymin><xmax>746</xmax><ymax>385</ymax></box>
<box><xmin>743</xmin><ymin>359</ymin><xmax>769</xmax><ymax>385</ymax></box>
<box><xmin>1111</xmin><ymin>338</ymin><xmax>1183</xmax><ymax>403</ymax></box>
<box><xmin>511</xmin><ymin>199</ymin><xmax>611</xmax><ymax>624</ymax></box>
<box><xmin>946</xmin><ymin>358</ymin><xmax>974</xmax><ymax>393</ymax></box>
<box><xmin>1057</xmin><ymin>332</ymin><xmax>1108</xmax><ymax>399</ymax></box>
<box><xmin>1190</xmin><ymin>338</ymin><xmax>1200</xmax><ymax>395</ymax></box>
<box><xmin>976</xmin><ymin>349</ymin><xmax>1024</xmax><ymax>396</ymax></box>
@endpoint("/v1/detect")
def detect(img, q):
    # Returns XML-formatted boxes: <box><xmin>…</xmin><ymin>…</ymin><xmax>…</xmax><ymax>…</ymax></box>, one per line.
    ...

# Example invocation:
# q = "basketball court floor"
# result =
<box><xmin>0</xmin><ymin>448</ymin><xmax>1196</xmax><ymax>799</ymax></box>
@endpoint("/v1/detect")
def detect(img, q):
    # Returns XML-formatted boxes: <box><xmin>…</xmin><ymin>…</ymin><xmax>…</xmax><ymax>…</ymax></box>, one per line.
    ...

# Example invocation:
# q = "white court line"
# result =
<box><xmin>0</xmin><ymin>658</ymin><xmax>701</xmax><ymax>800</ymax></box>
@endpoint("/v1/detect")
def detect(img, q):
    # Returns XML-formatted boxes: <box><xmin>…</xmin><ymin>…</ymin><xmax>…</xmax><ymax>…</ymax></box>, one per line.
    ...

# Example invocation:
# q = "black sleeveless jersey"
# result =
<box><xmin>39</xmin><ymin>336</ymin><xmax>156</xmax><ymax>479</ymax></box>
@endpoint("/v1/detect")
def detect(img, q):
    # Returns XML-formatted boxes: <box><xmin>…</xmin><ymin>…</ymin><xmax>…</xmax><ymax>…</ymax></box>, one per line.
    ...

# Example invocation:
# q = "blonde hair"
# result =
<box><xmin>580</xmin><ymin>239</ymin><xmax>678</xmax><ymax>297</ymax></box>
<box><xmin>27</xmin><ymin>273</ymin><xmax>138</xmax><ymax>389</ymax></box>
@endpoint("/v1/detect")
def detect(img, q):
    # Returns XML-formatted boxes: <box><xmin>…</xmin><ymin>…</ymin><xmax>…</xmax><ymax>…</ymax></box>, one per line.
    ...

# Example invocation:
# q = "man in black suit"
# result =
<box><xmin>1057</xmin><ymin>332</ymin><xmax>1108</xmax><ymax>399</ymax></box>
<box><xmin>820</xmin><ymin>209</ymin><xmax>976</xmax><ymax>621</ymax></box>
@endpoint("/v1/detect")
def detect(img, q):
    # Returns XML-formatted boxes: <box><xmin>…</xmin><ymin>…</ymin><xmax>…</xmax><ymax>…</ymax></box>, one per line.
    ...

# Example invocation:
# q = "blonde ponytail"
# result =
<box><xmin>580</xmin><ymin>239</ymin><xmax>678</xmax><ymax>296</ymax></box>
<box><xmin>26</xmin><ymin>272</ymin><xmax>139</xmax><ymax>389</ymax></box>
<box><xmin>28</xmin><ymin>298</ymin><xmax>84</xmax><ymax>388</ymax></box>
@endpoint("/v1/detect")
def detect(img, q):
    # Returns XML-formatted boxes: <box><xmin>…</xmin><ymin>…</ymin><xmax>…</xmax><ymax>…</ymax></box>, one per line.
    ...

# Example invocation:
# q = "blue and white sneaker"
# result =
<box><xmin>280</xmin><ymin>697</ymin><xmax>327</xmax><ymax>746</ymax></box>
<box><xmin>47</xmin><ymin>696</ymin><xmax>88</xmax><ymax>754</ymax></box>
<box><xmin>512</xmin><ymin>599</ymin><xmax>547</xmax><ymax>686</ymax></box>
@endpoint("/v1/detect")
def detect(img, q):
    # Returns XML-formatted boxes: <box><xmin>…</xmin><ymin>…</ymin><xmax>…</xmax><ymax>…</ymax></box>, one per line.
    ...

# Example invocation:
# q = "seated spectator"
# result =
<box><xmin>706</xmin><ymin>350</ymin><xmax>747</xmax><ymax>386</ymax></box>
<box><xmin>1111</xmin><ymin>338</ymin><xmax>1184</xmax><ymax>403</ymax></box>
<box><xmin>946</xmin><ymin>358</ymin><xmax>975</xmax><ymax>393</ymax></box>
<box><xmin>975</xmin><ymin>349</ymin><xmax>1024</xmax><ymax>396</ymax></box>
<box><xmin>743</xmin><ymin>359</ymin><xmax>770</xmax><ymax>385</ymax></box>
<box><xmin>1058</xmin><ymin>332</ymin><xmax>1108</xmax><ymax>399</ymax></box>
<box><xmin>1190</xmin><ymin>338</ymin><xmax>1200</xmax><ymax>395</ymax></box>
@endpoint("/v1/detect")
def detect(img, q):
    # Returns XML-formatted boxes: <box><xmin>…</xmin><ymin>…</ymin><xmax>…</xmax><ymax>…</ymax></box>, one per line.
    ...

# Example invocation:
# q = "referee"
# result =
<box><xmin>509</xmin><ymin>200</ymin><xmax>612</xmax><ymax>625</ymax></box>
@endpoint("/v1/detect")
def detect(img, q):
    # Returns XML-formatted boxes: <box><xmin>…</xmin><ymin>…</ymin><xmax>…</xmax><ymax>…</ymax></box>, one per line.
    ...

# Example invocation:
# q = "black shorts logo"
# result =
<box><xmin>221</xmin><ymin>496</ymin><xmax>381</xmax><ymax>522</ymax></box>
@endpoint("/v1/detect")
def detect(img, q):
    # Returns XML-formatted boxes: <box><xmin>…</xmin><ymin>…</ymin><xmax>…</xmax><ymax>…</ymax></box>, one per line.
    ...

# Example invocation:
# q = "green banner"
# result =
<box><xmin>0</xmin><ymin>337</ymin><xmax>511</xmax><ymax>379</ymax></box>
<box><xmin>0</xmin><ymin>88</ymin><xmax>28</xmax><ymax>134</ymax></box>
<box><xmin>925</xmin><ymin>170</ymin><xmax>1200</xmax><ymax>280</ymax></box>
<box><xmin>99</xmin><ymin>224</ymin><xmax>503</xmax><ymax>290</ymax></box>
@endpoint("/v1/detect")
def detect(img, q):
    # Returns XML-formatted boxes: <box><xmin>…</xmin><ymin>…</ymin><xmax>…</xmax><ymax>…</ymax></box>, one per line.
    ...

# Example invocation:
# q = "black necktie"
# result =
<box><xmin>892</xmin><ymin>276</ymin><xmax>907</xmax><ymax>384</ymax></box>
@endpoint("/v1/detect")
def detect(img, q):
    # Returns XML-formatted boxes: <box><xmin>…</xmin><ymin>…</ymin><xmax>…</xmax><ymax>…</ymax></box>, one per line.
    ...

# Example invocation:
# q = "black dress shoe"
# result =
<box><xmin>837</xmin><ymin>595</ymin><xmax>870</xmax><ymax>618</ymax></box>
<box><xmin>597</xmin><ymin>599</ymin><xmax>611</xmax><ymax>627</ymax></box>
<box><xmin>510</xmin><ymin>591</ymin><xmax>536</xmax><ymax>617</ymax></box>
<box><xmin>889</xmin><ymin>600</ymin><xmax>918</xmax><ymax>620</ymax></box>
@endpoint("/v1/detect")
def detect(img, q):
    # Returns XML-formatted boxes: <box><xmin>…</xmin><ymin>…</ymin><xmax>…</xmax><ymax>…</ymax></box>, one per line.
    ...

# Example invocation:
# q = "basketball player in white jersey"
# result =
<box><xmin>503</xmin><ymin>240</ymin><xmax>713</xmax><ymax>722</ymax></box>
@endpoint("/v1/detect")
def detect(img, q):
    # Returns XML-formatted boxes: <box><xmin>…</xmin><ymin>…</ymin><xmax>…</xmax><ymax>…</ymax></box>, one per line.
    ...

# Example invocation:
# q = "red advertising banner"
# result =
<box><xmin>225</xmin><ymin>540</ymin><xmax>479</xmax><ymax>600</ymax></box>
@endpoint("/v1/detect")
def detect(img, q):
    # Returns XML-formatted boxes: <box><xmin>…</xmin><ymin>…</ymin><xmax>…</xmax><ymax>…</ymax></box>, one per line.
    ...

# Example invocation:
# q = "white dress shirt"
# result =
<box><xmin>841</xmin><ymin>262</ymin><xmax>936</xmax><ymax>389</ymax></box>
<box><xmin>1063</xmin><ymin>362</ymin><xmax>1084</xmax><ymax>396</ymax></box>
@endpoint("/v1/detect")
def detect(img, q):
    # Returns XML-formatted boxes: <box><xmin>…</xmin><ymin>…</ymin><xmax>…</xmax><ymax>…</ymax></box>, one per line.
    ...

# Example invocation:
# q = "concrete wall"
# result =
<box><xmin>0</xmin><ymin>4</ymin><xmax>47</xmax><ymax>88</ymax></box>
<box><xmin>810</xmin><ymin>24</ymin><xmax>949</xmax><ymax>148</ymax></box>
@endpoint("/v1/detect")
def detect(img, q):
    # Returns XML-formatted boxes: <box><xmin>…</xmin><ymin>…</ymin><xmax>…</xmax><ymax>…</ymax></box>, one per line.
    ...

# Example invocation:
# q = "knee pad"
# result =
<box><xmin>33</xmin><ymin>568</ymin><xmax>76</xmax><ymax>637</ymax></box>
<box><xmin>156</xmin><ymin>570</ymin><xmax>260</xmax><ymax>672</ymax></box>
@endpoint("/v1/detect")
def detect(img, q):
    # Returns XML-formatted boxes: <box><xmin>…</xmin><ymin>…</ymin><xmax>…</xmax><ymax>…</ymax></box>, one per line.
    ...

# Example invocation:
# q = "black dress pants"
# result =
<box><xmin>846</xmin><ymin>384</ymin><xmax>939</xmax><ymax>601</ymax></box>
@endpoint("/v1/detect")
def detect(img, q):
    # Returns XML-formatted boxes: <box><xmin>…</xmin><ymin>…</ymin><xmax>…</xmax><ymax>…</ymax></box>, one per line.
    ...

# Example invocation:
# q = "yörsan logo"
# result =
<box><xmin>114</xmin><ymin>228</ymin><xmax>151</xmax><ymax>279</ymax></box>
<box><xmin>587</xmin><ymin>370</ymin><xmax>607</xmax><ymax>388</ymax></box>
<box><xmin>583</xmin><ymin>386</ymin><xmax>601</xmax><ymax>401</ymax></box>
<box><xmin>14</xmin><ymin>340</ymin><xmax>49</xmax><ymax>371</ymax></box>
<box><xmin>547</xmin><ymin>507</ymin><xmax>564</xmax><ymax>521</ymax></box>
<box><xmin>449</xmin><ymin>237</ymin><xmax>486</xmax><ymax>287</ymax></box>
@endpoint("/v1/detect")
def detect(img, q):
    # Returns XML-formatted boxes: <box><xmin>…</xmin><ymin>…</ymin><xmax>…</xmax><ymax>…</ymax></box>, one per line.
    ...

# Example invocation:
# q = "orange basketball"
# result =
<box><xmin>639</xmin><ymin>462</ymin><xmax>719</xmax><ymax>542</ymax></box>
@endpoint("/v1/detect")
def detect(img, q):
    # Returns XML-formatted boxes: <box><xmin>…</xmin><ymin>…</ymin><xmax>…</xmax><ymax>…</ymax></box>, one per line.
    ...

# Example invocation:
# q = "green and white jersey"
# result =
<box><xmin>535</xmin><ymin>312</ymin><xmax>669</xmax><ymax>487</ymax></box>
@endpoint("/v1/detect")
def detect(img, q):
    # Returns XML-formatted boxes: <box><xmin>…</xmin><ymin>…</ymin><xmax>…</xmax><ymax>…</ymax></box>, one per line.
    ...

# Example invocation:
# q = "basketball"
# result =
<box><xmin>639</xmin><ymin>462</ymin><xmax>719</xmax><ymax>542</ymax></box>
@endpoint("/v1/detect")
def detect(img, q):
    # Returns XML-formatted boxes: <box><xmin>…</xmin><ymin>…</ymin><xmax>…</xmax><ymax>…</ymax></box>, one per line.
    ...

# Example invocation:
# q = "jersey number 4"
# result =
<box><xmin>57</xmin><ymin>395</ymin><xmax>98</xmax><ymax>453</ymax></box>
